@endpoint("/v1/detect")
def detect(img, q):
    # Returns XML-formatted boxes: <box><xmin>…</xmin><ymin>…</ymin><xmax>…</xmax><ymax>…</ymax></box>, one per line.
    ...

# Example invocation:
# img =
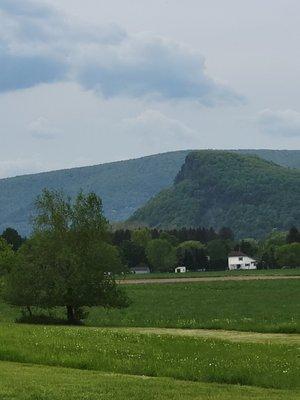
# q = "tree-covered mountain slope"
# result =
<box><xmin>0</xmin><ymin>149</ymin><xmax>299</xmax><ymax>236</ymax></box>
<box><xmin>128</xmin><ymin>151</ymin><xmax>300</xmax><ymax>238</ymax></box>
<box><xmin>0</xmin><ymin>151</ymin><xmax>190</xmax><ymax>236</ymax></box>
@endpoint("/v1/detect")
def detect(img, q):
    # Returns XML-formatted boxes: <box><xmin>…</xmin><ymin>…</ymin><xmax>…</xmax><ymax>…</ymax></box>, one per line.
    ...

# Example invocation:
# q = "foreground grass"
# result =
<box><xmin>120</xmin><ymin>268</ymin><xmax>300</xmax><ymax>280</ymax></box>
<box><xmin>87</xmin><ymin>279</ymin><xmax>300</xmax><ymax>333</ymax></box>
<box><xmin>0</xmin><ymin>324</ymin><xmax>298</xmax><ymax>390</ymax></box>
<box><xmin>0</xmin><ymin>361</ymin><xmax>299</xmax><ymax>400</ymax></box>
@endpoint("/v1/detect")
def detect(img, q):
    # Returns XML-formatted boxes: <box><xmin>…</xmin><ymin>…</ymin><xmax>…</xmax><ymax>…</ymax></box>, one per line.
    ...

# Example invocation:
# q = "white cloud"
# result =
<box><xmin>27</xmin><ymin>116</ymin><xmax>61</xmax><ymax>139</ymax></box>
<box><xmin>258</xmin><ymin>109</ymin><xmax>300</xmax><ymax>137</ymax></box>
<box><xmin>0</xmin><ymin>158</ymin><xmax>46</xmax><ymax>178</ymax></box>
<box><xmin>0</xmin><ymin>0</ymin><xmax>242</xmax><ymax>105</ymax></box>
<box><xmin>121</xmin><ymin>109</ymin><xmax>198</xmax><ymax>153</ymax></box>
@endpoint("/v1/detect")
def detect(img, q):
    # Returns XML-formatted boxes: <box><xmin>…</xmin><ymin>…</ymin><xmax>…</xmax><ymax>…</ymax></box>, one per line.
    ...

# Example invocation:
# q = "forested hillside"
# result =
<box><xmin>0</xmin><ymin>151</ymin><xmax>189</xmax><ymax>235</ymax></box>
<box><xmin>129</xmin><ymin>151</ymin><xmax>300</xmax><ymax>238</ymax></box>
<box><xmin>0</xmin><ymin>149</ymin><xmax>299</xmax><ymax>236</ymax></box>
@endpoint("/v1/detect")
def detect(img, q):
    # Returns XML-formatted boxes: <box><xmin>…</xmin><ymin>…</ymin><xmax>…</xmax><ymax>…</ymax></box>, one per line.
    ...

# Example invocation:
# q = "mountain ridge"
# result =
<box><xmin>129</xmin><ymin>150</ymin><xmax>300</xmax><ymax>238</ymax></box>
<box><xmin>0</xmin><ymin>149</ymin><xmax>299</xmax><ymax>236</ymax></box>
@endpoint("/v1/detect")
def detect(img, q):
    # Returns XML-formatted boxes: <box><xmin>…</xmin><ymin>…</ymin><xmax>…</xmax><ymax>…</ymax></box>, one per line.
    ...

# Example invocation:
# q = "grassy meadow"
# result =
<box><xmin>0</xmin><ymin>275</ymin><xmax>299</xmax><ymax>399</ymax></box>
<box><xmin>88</xmin><ymin>279</ymin><xmax>300</xmax><ymax>332</ymax></box>
<box><xmin>0</xmin><ymin>324</ymin><xmax>299</xmax><ymax>390</ymax></box>
<box><xmin>1</xmin><ymin>279</ymin><xmax>299</xmax><ymax>333</ymax></box>
<box><xmin>1</xmin><ymin>361</ymin><xmax>298</xmax><ymax>400</ymax></box>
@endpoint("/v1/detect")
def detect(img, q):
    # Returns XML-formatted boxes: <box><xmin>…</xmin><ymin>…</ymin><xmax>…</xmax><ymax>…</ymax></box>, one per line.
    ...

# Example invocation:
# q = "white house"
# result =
<box><xmin>175</xmin><ymin>266</ymin><xmax>187</xmax><ymax>273</ymax></box>
<box><xmin>228</xmin><ymin>251</ymin><xmax>257</xmax><ymax>270</ymax></box>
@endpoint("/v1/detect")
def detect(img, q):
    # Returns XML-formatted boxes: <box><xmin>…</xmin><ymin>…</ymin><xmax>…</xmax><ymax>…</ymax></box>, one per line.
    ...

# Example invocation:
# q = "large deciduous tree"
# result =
<box><xmin>276</xmin><ymin>243</ymin><xmax>300</xmax><ymax>268</ymax></box>
<box><xmin>146</xmin><ymin>239</ymin><xmax>176</xmax><ymax>272</ymax></box>
<box><xmin>4</xmin><ymin>190</ymin><xmax>128</xmax><ymax>323</ymax></box>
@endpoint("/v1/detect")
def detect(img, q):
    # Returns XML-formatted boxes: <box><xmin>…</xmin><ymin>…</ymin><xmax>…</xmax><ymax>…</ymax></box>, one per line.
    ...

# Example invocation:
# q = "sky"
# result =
<box><xmin>0</xmin><ymin>0</ymin><xmax>300</xmax><ymax>178</ymax></box>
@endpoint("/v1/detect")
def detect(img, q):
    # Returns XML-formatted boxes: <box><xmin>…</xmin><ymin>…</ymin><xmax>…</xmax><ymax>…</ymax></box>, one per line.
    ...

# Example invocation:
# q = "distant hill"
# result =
<box><xmin>129</xmin><ymin>151</ymin><xmax>300</xmax><ymax>238</ymax></box>
<box><xmin>0</xmin><ymin>149</ymin><xmax>299</xmax><ymax>236</ymax></box>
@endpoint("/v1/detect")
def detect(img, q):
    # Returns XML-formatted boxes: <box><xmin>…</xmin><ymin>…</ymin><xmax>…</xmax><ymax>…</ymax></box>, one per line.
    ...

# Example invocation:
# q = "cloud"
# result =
<box><xmin>28</xmin><ymin>117</ymin><xmax>61</xmax><ymax>140</ymax></box>
<box><xmin>0</xmin><ymin>158</ymin><xmax>46</xmax><ymax>178</ymax></box>
<box><xmin>121</xmin><ymin>109</ymin><xmax>198</xmax><ymax>153</ymax></box>
<box><xmin>0</xmin><ymin>0</ymin><xmax>242</xmax><ymax>105</ymax></box>
<box><xmin>258</xmin><ymin>109</ymin><xmax>300</xmax><ymax>137</ymax></box>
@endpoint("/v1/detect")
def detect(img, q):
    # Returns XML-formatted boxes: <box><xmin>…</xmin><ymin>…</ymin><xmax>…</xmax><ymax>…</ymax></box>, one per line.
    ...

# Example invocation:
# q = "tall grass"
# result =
<box><xmin>0</xmin><ymin>324</ymin><xmax>298</xmax><ymax>390</ymax></box>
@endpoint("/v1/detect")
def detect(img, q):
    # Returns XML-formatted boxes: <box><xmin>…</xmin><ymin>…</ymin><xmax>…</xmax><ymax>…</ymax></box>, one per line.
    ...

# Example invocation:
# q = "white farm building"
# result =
<box><xmin>175</xmin><ymin>266</ymin><xmax>187</xmax><ymax>273</ymax></box>
<box><xmin>228</xmin><ymin>251</ymin><xmax>257</xmax><ymax>270</ymax></box>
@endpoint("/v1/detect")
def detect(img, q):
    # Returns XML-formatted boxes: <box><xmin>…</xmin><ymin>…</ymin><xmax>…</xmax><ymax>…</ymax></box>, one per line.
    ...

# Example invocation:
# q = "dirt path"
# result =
<box><xmin>111</xmin><ymin>327</ymin><xmax>300</xmax><ymax>345</ymax></box>
<box><xmin>118</xmin><ymin>275</ymin><xmax>300</xmax><ymax>285</ymax></box>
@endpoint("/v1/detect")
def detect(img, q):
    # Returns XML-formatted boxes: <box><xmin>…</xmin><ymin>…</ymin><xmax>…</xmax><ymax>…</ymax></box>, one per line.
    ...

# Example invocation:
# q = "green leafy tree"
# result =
<box><xmin>207</xmin><ymin>239</ymin><xmax>232</xmax><ymax>270</ymax></box>
<box><xmin>0</xmin><ymin>238</ymin><xmax>16</xmax><ymax>276</ymax></box>
<box><xmin>257</xmin><ymin>231</ymin><xmax>286</xmax><ymax>269</ymax></box>
<box><xmin>159</xmin><ymin>232</ymin><xmax>179</xmax><ymax>246</ymax></box>
<box><xmin>4</xmin><ymin>190</ymin><xmax>128</xmax><ymax>323</ymax></box>
<box><xmin>276</xmin><ymin>243</ymin><xmax>300</xmax><ymax>267</ymax></box>
<box><xmin>131</xmin><ymin>228</ymin><xmax>152</xmax><ymax>248</ymax></box>
<box><xmin>146</xmin><ymin>239</ymin><xmax>176</xmax><ymax>272</ymax></box>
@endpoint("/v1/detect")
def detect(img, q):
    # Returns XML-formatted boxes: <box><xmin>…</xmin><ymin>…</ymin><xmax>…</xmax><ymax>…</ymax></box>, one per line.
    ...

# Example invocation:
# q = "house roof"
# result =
<box><xmin>130</xmin><ymin>266</ymin><xmax>150</xmax><ymax>271</ymax></box>
<box><xmin>228</xmin><ymin>251</ymin><xmax>247</xmax><ymax>257</ymax></box>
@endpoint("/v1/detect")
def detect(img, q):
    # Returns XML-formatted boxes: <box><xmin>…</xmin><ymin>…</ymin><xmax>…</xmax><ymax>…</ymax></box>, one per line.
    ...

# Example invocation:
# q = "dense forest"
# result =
<box><xmin>129</xmin><ymin>151</ymin><xmax>300</xmax><ymax>238</ymax></box>
<box><xmin>0</xmin><ymin>149</ymin><xmax>299</xmax><ymax>236</ymax></box>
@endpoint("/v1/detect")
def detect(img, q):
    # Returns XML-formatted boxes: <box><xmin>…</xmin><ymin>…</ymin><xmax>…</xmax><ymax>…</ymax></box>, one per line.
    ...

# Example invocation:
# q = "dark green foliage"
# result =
<box><xmin>218</xmin><ymin>227</ymin><xmax>234</xmax><ymax>241</ymax></box>
<box><xmin>120</xmin><ymin>240</ymin><xmax>146</xmax><ymax>269</ymax></box>
<box><xmin>130</xmin><ymin>151</ymin><xmax>300</xmax><ymax>238</ymax></box>
<box><xmin>176</xmin><ymin>241</ymin><xmax>208</xmax><ymax>270</ymax></box>
<box><xmin>1</xmin><ymin>228</ymin><xmax>24</xmax><ymax>251</ymax></box>
<box><xmin>0</xmin><ymin>150</ymin><xmax>300</xmax><ymax>236</ymax></box>
<box><xmin>276</xmin><ymin>243</ymin><xmax>300</xmax><ymax>267</ymax></box>
<box><xmin>112</xmin><ymin>229</ymin><xmax>131</xmax><ymax>246</ymax></box>
<box><xmin>207</xmin><ymin>239</ymin><xmax>232</xmax><ymax>269</ymax></box>
<box><xmin>287</xmin><ymin>226</ymin><xmax>300</xmax><ymax>243</ymax></box>
<box><xmin>0</xmin><ymin>238</ymin><xmax>16</xmax><ymax>275</ymax></box>
<box><xmin>235</xmin><ymin>239</ymin><xmax>258</xmax><ymax>257</ymax></box>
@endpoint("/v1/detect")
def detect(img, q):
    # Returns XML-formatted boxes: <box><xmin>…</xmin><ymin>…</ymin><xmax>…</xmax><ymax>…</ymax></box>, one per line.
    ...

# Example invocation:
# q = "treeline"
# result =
<box><xmin>111</xmin><ymin>226</ymin><xmax>300</xmax><ymax>272</ymax></box>
<box><xmin>1</xmin><ymin>222</ymin><xmax>300</xmax><ymax>273</ymax></box>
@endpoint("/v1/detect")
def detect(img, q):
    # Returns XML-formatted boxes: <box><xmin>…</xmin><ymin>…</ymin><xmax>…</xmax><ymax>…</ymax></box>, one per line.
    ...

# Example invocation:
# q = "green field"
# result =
<box><xmin>89</xmin><ymin>279</ymin><xmax>300</xmax><ymax>333</ymax></box>
<box><xmin>0</xmin><ymin>276</ymin><xmax>299</xmax><ymax>398</ymax></box>
<box><xmin>0</xmin><ymin>361</ymin><xmax>298</xmax><ymax>400</ymax></box>
<box><xmin>1</xmin><ymin>279</ymin><xmax>299</xmax><ymax>333</ymax></box>
<box><xmin>120</xmin><ymin>268</ymin><xmax>300</xmax><ymax>280</ymax></box>
<box><xmin>0</xmin><ymin>324</ymin><xmax>299</xmax><ymax>390</ymax></box>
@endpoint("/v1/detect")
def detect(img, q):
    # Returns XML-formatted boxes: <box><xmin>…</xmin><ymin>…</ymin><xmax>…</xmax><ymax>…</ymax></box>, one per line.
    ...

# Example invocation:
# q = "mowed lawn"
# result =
<box><xmin>0</xmin><ymin>324</ymin><xmax>299</xmax><ymax>390</ymax></box>
<box><xmin>0</xmin><ymin>361</ymin><xmax>299</xmax><ymax>400</ymax></box>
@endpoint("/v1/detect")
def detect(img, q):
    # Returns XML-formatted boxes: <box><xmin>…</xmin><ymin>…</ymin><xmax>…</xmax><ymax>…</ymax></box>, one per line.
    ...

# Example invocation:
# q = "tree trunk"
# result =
<box><xmin>26</xmin><ymin>306</ymin><xmax>32</xmax><ymax>317</ymax></box>
<box><xmin>66</xmin><ymin>305</ymin><xmax>76</xmax><ymax>323</ymax></box>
